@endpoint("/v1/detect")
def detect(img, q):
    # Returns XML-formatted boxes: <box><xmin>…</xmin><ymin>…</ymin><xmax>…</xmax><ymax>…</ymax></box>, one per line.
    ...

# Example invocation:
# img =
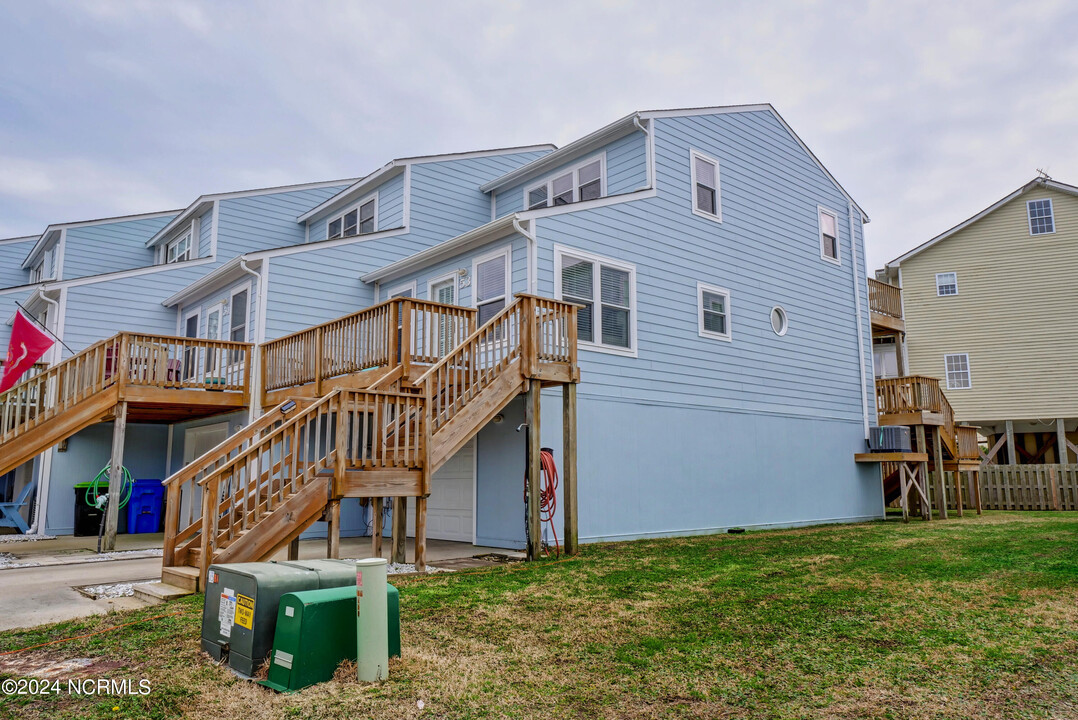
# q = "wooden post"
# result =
<box><xmin>162</xmin><ymin>482</ymin><xmax>180</xmax><ymax>566</ymax></box>
<box><xmin>1049</xmin><ymin>466</ymin><xmax>1062</xmax><ymax>511</ymax></box>
<box><xmin>1005</xmin><ymin>420</ymin><xmax>1016</xmax><ymax>465</ymax></box>
<box><xmin>954</xmin><ymin>465</ymin><xmax>964</xmax><ymax>517</ymax></box>
<box><xmin>895</xmin><ymin>334</ymin><xmax>906</xmax><ymax>376</ymax></box>
<box><xmin>400</xmin><ymin>300</ymin><xmax>412</xmax><ymax>380</ymax></box>
<box><xmin>101</xmin><ymin>400</ymin><xmax>128</xmax><ymax>552</ymax></box>
<box><xmin>520</xmin><ymin>296</ymin><xmax>534</xmax><ymax>378</ymax></box>
<box><xmin>326</xmin><ymin>499</ymin><xmax>341</xmax><ymax>558</ymax></box>
<box><xmin>288</xmin><ymin>537</ymin><xmax>300</xmax><ymax>561</ymax></box>
<box><xmin>415</xmin><ymin>495</ymin><xmax>427</xmax><ymax>572</ymax></box>
<box><xmin>313</xmin><ymin>326</ymin><xmax>324</xmax><ymax>396</ymax></box>
<box><xmin>562</xmin><ymin>383</ymin><xmax>578</xmax><ymax>556</ymax></box>
<box><xmin>915</xmin><ymin>425</ymin><xmax>930</xmax><ymax>520</ymax></box>
<box><xmin>899</xmin><ymin>464</ymin><xmax>910</xmax><ymax>523</ymax></box>
<box><xmin>392</xmin><ymin>497</ymin><xmax>407</xmax><ymax>564</ymax></box>
<box><xmin>932</xmin><ymin>427</ymin><xmax>948</xmax><ymax>519</ymax></box>
<box><xmin>1057</xmin><ymin>419</ymin><xmax>1068</xmax><ymax>464</ymax></box>
<box><xmin>372</xmin><ymin>497</ymin><xmax>383</xmax><ymax>558</ymax></box>
<box><xmin>526</xmin><ymin>381</ymin><xmax>541</xmax><ymax>561</ymax></box>
<box><xmin>972</xmin><ymin>470</ymin><xmax>982</xmax><ymax>514</ymax></box>
<box><xmin>199</xmin><ymin>478</ymin><xmax>218</xmax><ymax>589</ymax></box>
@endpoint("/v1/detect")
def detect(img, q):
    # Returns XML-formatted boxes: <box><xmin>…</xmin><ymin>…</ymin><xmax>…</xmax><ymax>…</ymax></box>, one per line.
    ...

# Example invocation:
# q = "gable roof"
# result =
<box><xmin>886</xmin><ymin>177</ymin><xmax>1078</xmax><ymax>267</ymax></box>
<box><xmin>145</xmin><ymin>178</ymin><xmax>359</xmax><ymax>248</ymax></box>
<box><xmin>477</xmin><ymin>104</ymin><xmax>868</xmax><ymax>220</ymax></box>
<box><xmin>297</xmin><ymin>144</ymin><xmax>556</xmax><ymax>224</ymax></box>
<box><xmin>21</xmin><ymin>209</ymin><xmax>181</xmax><ymax>268</ymax></box>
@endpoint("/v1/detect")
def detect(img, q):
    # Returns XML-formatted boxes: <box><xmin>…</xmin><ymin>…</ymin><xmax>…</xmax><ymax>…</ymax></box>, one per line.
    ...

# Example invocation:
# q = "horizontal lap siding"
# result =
<box><xmin>179</xmin><ymin>276</ymin><xmax>256</xmax><ymax>342</ymax></box>
<box><xmin>198</xmin><ymin>208</ymin><xmax>213</xmax><ymax>258</ymax></box>
<box><xmin>393</xmin><ymin>234</ymin><xmax>529</xmax><ymax>305</ymax></box>
<box><xmin>216</xmin><ymin>185</ymin><xmax>349</xmax><ymax>257</ymax></box>
<box><xmin>307</xmin><ymin>173</ymin><xmax>406</xmax><ymax>241</ymax></box>
<box><xmin>494</xmin><ymin>133</ymin><xmax>646</xmax><ymax>218</ymax></box>
<box><xmin>0</xmin><ymin>239</ymin><xmax>35</xmax><ymax>288</ymax></box>
<box><xmin>63</xmin><ymin>216</ymin><xmax>174</xmax><ymax>278</ymax></box>
<box><xmin>534</xmin><ymin>111</ymin><xmax>870</xmax><ymax>422</ymax></box>
<box><xmin>901</xmin><ymin>187</ymin><xmax>1078</xmax><ymax>423</ymax></box>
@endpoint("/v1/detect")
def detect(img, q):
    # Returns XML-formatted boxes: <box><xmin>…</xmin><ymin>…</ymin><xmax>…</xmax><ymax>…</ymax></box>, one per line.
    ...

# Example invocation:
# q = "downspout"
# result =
<box><xmin>512</xmin><ymin>216</ymin><xmax>537</xmax><ymax>295</ymax></box>
<box><xmin>30</xmin><ymin>287</ymin><xmax>60</xmax><ymax>535</ymax></box>
<box><xmin>238</xmin><ymin>258</ymin><xmax>264</xmax><ymax>419</ymax></box>
<box><xmin>847</xmin><ymin>204</ymin><xmax>870</xmax><ymax>438</ymax></box>
<box><xmin>632</xmin><ymin>115</ymin><xmax>654</xmax><ymax>190</ymax></box>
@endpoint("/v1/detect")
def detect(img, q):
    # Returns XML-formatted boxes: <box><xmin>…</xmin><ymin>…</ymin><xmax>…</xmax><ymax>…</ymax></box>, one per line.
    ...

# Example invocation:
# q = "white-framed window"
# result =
<box><xmin>697</xmin><ymin>283</ymin><xmax>731</xmax><ymax>341</ymax></box>
<box><xmin>29</xmin><ymin>247</ymin><xmax>55</xmax><ymax>283</ymax></box>
<box><xmin>471</xmin><ymin>246</ymin><xmax>510</xmax><ymax>325</ymax></box>
<box><xmin>944</xmin><ymin>353</ymin><xmax>971</xmax><ymax>390</ymax></box>
<box><xmin>690</xmin><ymin>150</ymin><xmax>721</xmax><ymax>221</ymax></box>
<box><xmin>204</xmin><ymin>302</ymin><xmax>225</xmax><ymax>373</ymax></box>
<box><xmin>327</xmin><ymin>194</ymin><xmax>377</xmax><ymax>240</ymax></box>
<box><xmin>1027</xmin><ymin>198</ymin><xmax>1054</xmax><ymax>235</ymax></box>
<box><xmin>166</xmin><ymin>232</ymin><xmax>192</xmax><ymax>264</ymax></box>
<box><xmin>182</xmin><ymin>309</ymin><xmax>200</xmax><ymax>381</ymax></box>
<box><xmin>429</xmin><ymin>275</ymin><xmax>456</xmax><ymax>305</ymax></box>
<box><xmin>525</xmin><ymin>155</ymin><xmax>605</xmax><ymax>210</ymax></box>
<box><xmin>388</xmin><ymin>280</ymin><xmax>417</xmax><ymax>299</ymax></box>
<box><xmin>818</xmin><ymin>207</ymin><xmax>840</xmax><ymax>264</ymax></box>
<box><xmin>770</xmin><ymin>306</ymin><xmax>788</xmax><ymax>336</ymax></box>
<box><xmin>228</xmin><ymin>286</ymin><xmax>250</xmax><ymax>363</ymax></box>
<box><xmin>936</xmin><ymin>272</ymin><xmax>958</xmax><ymax>296</ymax></box>
<box><xmin>555</xmin><ymin>245</ymin><xmax>636</xmax><ymax>356</ymax></box>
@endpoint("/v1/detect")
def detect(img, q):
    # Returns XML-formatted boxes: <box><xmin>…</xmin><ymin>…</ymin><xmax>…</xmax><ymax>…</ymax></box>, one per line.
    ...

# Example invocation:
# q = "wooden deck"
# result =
<box><xmin>868</xmin><ymin>278</ymin><xmax>904</xmax><ymax>334</ymax></box>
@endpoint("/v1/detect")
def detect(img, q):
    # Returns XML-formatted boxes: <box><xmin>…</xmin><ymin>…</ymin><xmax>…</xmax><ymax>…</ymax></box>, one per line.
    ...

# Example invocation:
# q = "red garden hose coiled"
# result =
<box><xmin>539</xmin><ymin>447</ymin><xmax>560</xmax><ymax>557</ymax></box>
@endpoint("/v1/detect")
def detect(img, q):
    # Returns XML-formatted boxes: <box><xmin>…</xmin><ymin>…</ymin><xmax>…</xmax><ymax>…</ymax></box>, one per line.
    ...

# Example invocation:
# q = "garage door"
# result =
<box><xmin>407</xmin><ymin>438</ymin><xmax>474</xmax><ymax>542</ymax></box>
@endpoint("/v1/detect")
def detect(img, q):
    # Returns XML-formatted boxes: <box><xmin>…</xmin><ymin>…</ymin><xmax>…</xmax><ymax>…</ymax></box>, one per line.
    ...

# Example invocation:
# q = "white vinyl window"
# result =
<box><xmin>936</xmin><ymin>272</ymin><xmax>958</xmax><ymax>296</ymax></box>
<box><xmin>525</xmin><ymin>156</ymin><xmax>605</xmax><ymax>210</ymax></box>
<box><xmin>944</xmin><ymin>353</ymin><xmax>971</xmax><ymax>390</ymax></box>
<box><xmin>229</xmin><ymin>287</ymin><xmax>249</xmax><ymax>362</ymax></box>
<box><xmin>697</xmin><ymin>283</ymin><xmax>731</xmax><ymax>341</ymax></box>
<box><xmin>430</xmin><ymin>277</ymin><xmax>456</xmax><ymax>305</ymax></box>
<box><xmin>472</xmin><ymin>247</ymin><xmax>510</xmax><ymax>326</ymax></box>
<box><xmin>555</xmin><ymin>246</ymin><xmax>636</xmax><ymax>356</ymax></box>
<box><xmin>166</xmin><ymin>232</ymin><xmax>192</xmax><ymax>264</ymax></box>
<box><xmin>690</xmin><ymin>151</ymin><xmax>721</xmax><ymax>221</ymax></box>
<box><xmin>29</xmin><ymin>247</ymin><xmax>55</xmax><ymax>283</ymax></box>
<box><xmin>818</xmin><ymin>207</ymin><xmax>840</xmax><ymax>264</ymax></box>
<box><xmin>327</xmin><ymin>195</ymin><xmax>377</xmax><ymax>239</ymax></box>
<box><xmin>1027</xmin><ymin>199</ymin><xmax>1054</xmax><ymax>235</ymax></box>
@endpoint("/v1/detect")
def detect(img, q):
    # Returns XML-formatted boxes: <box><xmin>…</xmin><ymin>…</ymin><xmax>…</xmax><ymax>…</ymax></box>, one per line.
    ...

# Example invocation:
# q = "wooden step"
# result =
<box><xmin>133</xmin><ymin>580</ymin><xmax>194</xmax><ymax>605</ymax></box>
<box><xmin>161</xmin><ymin>564</ymin><xmax>201</xmax><ymax>592</ymax></box>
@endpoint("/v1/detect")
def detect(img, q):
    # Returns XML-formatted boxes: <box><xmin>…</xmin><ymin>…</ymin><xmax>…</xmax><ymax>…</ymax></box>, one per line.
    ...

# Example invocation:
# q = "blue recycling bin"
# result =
<box><xmin>126</xmin><ymin>479</ymin><xmax>165</xmax><ymax>534</ymax></box>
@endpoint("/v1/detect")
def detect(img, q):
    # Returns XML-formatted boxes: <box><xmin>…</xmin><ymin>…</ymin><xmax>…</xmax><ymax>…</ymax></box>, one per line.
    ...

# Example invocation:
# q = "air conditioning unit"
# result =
<box><xmin>867</xmin><ymin>426</ymin><xmax>912</xmax><ymax>453</ymax></box>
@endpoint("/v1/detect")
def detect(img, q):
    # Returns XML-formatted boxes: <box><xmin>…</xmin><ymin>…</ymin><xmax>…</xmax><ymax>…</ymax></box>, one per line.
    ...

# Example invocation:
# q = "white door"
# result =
<box><xmin>179</xmin><ymin>422</ymin><xmax>229</xmax><ymax>527</ymax></box>
<box><xmin>408</xmin><ymin>438</ymin><xmax>474</xmax><ymax>542</ymax></box>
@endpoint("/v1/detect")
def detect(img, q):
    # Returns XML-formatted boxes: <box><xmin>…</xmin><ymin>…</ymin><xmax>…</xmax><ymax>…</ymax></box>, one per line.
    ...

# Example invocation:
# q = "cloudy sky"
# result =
<box><xmin>1</xmin><ymin>0</ymin><xmax>1075</xmax><ymax>269</ymax></box>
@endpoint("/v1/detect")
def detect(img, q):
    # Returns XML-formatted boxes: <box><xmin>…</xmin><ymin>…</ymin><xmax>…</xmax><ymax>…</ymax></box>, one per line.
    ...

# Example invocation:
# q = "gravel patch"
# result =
<box><xmin>0</xmin><ymin>534</ymin><xmax>55</xmax><ymax>543</ymax></box>
<box><xmin>0</xmin><ymin>552</ymin><xmax>41</xmax><ymax>569</ymax></box>
<box><xmin>340</xmin><ymin>559</ymin><xmax>454</xmax><ymax>575</ymax></box>
<box><xmin>76</xmin><ymin>579</ymin><xmax>157</xmax><ymax>600</ymax></box>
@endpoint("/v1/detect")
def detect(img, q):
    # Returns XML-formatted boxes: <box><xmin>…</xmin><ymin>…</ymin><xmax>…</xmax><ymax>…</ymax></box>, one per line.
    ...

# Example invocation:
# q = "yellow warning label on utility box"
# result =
<box><xmin>235</xmin><ymin>594</ymin><xmax>255</xmax><ymax>630</ymax></box>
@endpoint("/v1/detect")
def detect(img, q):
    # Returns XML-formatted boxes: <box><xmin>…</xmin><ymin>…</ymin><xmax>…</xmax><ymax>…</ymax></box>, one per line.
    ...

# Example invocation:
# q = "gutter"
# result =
<box><xmin>848</xmin><ymin>203</ymin><xmax>870</xmax><ymax>439</ymax></box>
<box><xmin>238</xmin><ymin>259</ymin><xmax>264</xmax><ymax>419</ymax></box>
<box><xmin>512</xmin><ymin>217</ymin><xmax>537</xmax><ymax>294</ymax></box>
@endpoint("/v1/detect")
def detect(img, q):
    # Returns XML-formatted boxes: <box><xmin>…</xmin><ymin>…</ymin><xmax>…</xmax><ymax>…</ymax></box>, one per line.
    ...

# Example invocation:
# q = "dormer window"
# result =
<box><xmin>328</xmin><ymin>196</ymin><xmax>376</xmax><ymax>239</ymax></box>
<box><xmin>29</xmin><ymin>247</ymin><xmax>55</xmax><ymax>283</ymax></box>
<box><xmin>166</xmin><ymin>232</ymin><xmax>192</xmax><ymax>264</ymax></box>
<box><xmin>526</xmin><ymin>157</ymin><xmax>604</xmax><ymax>210</ymax></box>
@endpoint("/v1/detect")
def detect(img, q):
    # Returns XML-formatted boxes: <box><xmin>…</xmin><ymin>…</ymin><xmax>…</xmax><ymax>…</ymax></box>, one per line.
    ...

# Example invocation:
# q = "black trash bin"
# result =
<box><xmin>73</xmin><ymin>482</ymin><xmax>127</xmax><ymax>537</ymax></box>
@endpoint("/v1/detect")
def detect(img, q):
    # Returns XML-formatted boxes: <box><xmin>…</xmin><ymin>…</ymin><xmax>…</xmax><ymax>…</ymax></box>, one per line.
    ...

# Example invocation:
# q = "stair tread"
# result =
<box><xmin>133</xmin><ymin>581</ymin><xmax>193</xmax><ymax>602</ymax></box>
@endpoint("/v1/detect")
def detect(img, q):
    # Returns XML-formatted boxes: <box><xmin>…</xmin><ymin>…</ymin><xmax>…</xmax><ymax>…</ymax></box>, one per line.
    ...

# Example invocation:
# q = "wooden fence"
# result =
<box><xmin>980</xmin><ymin>464</ymin><xmax>1078</xmax><ymax>511</ymax></box>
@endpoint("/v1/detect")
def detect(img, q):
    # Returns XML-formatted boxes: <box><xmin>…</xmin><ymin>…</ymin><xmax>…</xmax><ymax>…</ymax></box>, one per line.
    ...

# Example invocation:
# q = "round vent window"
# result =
<box><xmin>770</xmin><ymin>306</ymin><xmax>788</xmax><ymax>336</ymax></box>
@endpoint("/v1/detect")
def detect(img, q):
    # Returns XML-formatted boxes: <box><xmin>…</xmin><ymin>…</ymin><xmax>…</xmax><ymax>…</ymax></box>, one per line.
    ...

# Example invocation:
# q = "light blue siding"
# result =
<box><xmin>494</xmin><ymin>132</ymin><xmax>646</xmax><ymax>218</ymax></box>
<box><xmin>63</xmin><ymin>215</ymin><xmax>174</xmax><ymax>279</ymax></box>
<box><xmin>390</xmin><ymin>233</ymin><xmax>529</xmax><ymax>307</ymax></box>
<box><xmin>178</xmin><ymin>277</ymin><xmax>256</xmax><ymax>345</ymax></box>
<box><xmin>197</xmin><ymin>208</ymin><xmax>213</xmax><ymax>258</ymax></box>
<box><xmin>0</xmin><ymin>238</ymin><xmax>34</xmax><ymax>289</ymax></box>
<box><xmin>306</xmin><ymin>173</ymin><xmax>406</xmax><ymax>242</ymax></box>
<box><xmin>216</xmin><ymin>185</ymin><xmax>349</xmax><ymax>258</ymax></box>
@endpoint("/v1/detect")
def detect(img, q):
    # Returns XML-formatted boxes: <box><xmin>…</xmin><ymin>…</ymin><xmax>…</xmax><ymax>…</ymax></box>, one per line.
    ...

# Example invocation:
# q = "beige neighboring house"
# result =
<box><xmin>878</xmin><ymin>176</ymin><xmax>1078</xmax><ymax>465</ymax></box>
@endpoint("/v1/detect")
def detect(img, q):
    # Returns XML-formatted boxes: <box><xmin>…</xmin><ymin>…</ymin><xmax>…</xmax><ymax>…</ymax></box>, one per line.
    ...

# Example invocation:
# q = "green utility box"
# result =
<box><xmin>261</xmin><ymin>584</ymin><xmax>401</xmax><ymax>693</ymax></box>
<box><xmin>201</xmin><ymin>560</ymin><xmax>360</xmax><ymax>677</ymax></box>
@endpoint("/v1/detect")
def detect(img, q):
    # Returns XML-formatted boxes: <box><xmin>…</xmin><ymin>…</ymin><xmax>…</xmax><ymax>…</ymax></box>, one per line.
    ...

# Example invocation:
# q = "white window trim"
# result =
<box><xmin>470</xmin><ymin>244</ymin><xmax>512</xmax><ymax>314</ymax></box>
<box><xmin>1027</xmin><ymin>198</ymin><xmax>1055</xmax><ymax>236</ymax></box>
<box><xmin>387</xmin><ymin>279</ymin><xmax>417</xmax><ymax>299</ymax></box>
<box><xmin>228</xmin><ymin>282</ymin><xmax>253</xmax><ymax>343</ymax></box>
<box><xmin>554</xmin><ymin>243</ymin><xmax>638</xmax><ymax>358</ymax></box>
<box><xmin>770</xmin><ymin>305</ymin><xmax>788</xmax><ymax>337</ymax></box>
<box><xmin>427</xmin><ymin>272</ymin><xmax>458</xmax><ymax>304</ymax></box>
<box><xmin>697</xmin><ymin>282</ymin><xmax>732</xmax><ymax>342</ymax></box>
<box><xmin>326</xmin><ymin>192</ymin><xmax>379</xmax><ymax>240</ymax></box>
<box><xmin>523</xmin><ymin>153</ymin><xmax>607</xmax><ymax>211</ymax></box>
<box><xmin>165</xmin><ymin>230</ymin><xmax>193</xmax><ymax>265</ymax></box>
<box><xmin>689</xmin><ymin>149</ymin><xmax>722</xmax><ymax>223</ymax></box>
<box><xmin>818</xmin><ymin>206</ymin><xmax>841</xmax><ymax>265</ymax></box>
<box><xmin>935</xmin><ymin>272</ymin><xmax>958</xmax><ymax>297</ymax></box>
<box><xmin>944</xmin><ymin>353</ymin><xmax>972</xmax><ymax>390</ymax></box>
<box><xmin>204</xmin><ymin>302</ymin><xmax>226</xmax><ymax>341</ymax></box>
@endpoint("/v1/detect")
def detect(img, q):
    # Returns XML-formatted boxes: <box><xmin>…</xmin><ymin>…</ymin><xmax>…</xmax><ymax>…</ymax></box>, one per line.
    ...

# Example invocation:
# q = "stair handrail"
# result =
<box><xmin>413</xmin><ymin>298</ymin><xmax>525</xmax><ymax>388</ymax></box>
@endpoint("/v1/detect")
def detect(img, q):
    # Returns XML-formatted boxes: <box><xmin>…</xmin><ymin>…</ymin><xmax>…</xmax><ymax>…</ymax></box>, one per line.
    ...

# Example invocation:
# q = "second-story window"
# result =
<box><xmin>936</xmin><ymin>272</ymin><xmax>958</xmax><ymax>296</ymax></box>
<box><xmin>818</xmin><ymin>208</ymin><xmax>840</xmax><ymax>264</ymax></box>
<box><xmin>690</xmin><ymin>151</ymin><xmax>721</xmax><ymax>220</ymax></box>
<box><xmin>556</xmin><ymin>246</ymin><xmax>636</xmax><ymax>355</ymax></box>
<box><xmin>1027</xmin><ymin>199</ymin><xmax>1054</xmax><ymax>235</ymax></box>
<box><xmin>166</xmin><ymin>232</ymin><xmax>192</xmax><ymax>263</ymax></box>
<box><xmin>328</xmin><ymin>196</ymin><xmax>376</xmax><ymax>239</ymax></box>
<box><xmin>944</xmin><ymin>353</ymin><xmax>971</xmax><ymax>390</ymax></box>
<box><xmin>30</xmin><ymin>247</ymin><xmax>55</xmax><ymax>283</ymax></box>
<box><xmin>526</xmin><ymin>157</ymin><xmax>604</xmax><ymax>210</ymax></box>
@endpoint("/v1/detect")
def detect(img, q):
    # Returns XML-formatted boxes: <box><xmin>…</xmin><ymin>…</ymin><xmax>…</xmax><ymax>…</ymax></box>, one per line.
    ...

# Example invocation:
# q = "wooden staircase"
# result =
<box><xmin>0</xmin><ymin>333</ymin><xmax>252</xmax><ymax>479</ymax></box>
<box><xmin>160</xmin><ymin>294</ymin><xmax>580</xmax><ymax>589</ymax></box>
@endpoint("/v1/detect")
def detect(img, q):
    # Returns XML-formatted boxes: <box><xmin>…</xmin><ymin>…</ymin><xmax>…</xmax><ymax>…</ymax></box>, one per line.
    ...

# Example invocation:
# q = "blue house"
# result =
<box><xmin>0</xmin><ymin>105</ymin><xmax>879</xmax><ymax>591</ymax></box>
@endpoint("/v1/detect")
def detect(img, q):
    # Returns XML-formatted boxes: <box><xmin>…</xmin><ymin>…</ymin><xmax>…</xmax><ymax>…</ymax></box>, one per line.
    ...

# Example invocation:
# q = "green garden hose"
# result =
<box><xmin>84</xmin><ymin>464</ymin><xmax>133</xmax><ymax>511</ymax></box>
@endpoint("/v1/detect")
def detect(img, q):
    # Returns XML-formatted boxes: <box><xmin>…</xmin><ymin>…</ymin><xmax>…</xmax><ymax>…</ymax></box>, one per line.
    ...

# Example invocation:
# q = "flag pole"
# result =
<box><xmin>13</xmin><ymin>301</ymin><xmax>76</xmax><ymax>355</ymax></box>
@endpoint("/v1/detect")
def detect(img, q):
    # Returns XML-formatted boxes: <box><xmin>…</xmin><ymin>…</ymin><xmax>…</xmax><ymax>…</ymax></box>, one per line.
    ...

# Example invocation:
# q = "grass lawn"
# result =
<box><xmin>1</xmin><ymin>512</ymin><xmax>1076</xmax><ymax>719</ymax></box>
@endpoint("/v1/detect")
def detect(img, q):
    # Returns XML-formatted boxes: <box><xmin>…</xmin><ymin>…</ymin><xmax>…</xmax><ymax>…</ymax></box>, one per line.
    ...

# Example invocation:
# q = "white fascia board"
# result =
<box><xmin>298</xmin><ymin>163</ymin><xmax>403</xmax><ymax>224</ymax></box>
<box><xmin>161</xmin><ymin>256</ymin><xmax>262</xmax><ymax>307</ymax></box>
<box><xmin>884</xmin><ymin>177</ymin><xmax>1078</xmax><ymax>268</ymax></box>
<box><xmin>394</xmin><ymin>144</ymin><xmax>556</xmax><ymax>165</ymax></box>
<box><xmin>479</xmin><ymin>113</ymin><xmax>641</xmax><ymax>194</ymax></box>
<box><xmin>360</xmin><ymin>216</ymin><xmax>518</xmax><ymax>285</ymax></box>
<box><xmin>247</xmin><ymin>225</ymin><xmax>409</xmax><ymax>261</ymax></box>
<box><xmin>20</xmin><ymin>210</ymin><xmax>182</xmax><ymax>263</ymax></box>
<box><xmin>146</xmin><ymin>177</ymin><xmax>359</xmax><ymax>247</ymax></box>
<box><xmin>0</xmin><ymin>235</ymin><xmax>39</xmax><ymax>245</ymax></box>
